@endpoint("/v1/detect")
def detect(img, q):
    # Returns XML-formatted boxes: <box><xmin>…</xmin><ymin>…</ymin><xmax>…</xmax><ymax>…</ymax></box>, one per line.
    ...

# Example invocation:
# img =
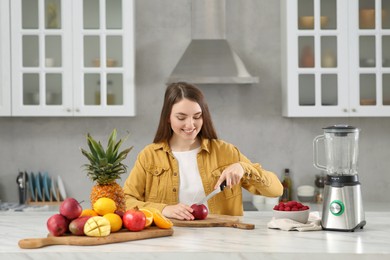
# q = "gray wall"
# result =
<box><xmin>1</xmin><ymin>0</ymin><xmax>389</xmax><ymax>204</ymax></box>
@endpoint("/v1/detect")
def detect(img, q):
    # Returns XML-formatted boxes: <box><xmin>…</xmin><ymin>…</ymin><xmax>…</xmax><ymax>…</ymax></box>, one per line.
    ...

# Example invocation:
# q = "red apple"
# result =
<box><xmin>60</xmin><ymin>197</ymin><xmax>82</xmax><ymax>220</ymax></box>
<box><xmin>191</xmin><ymin>204</ymin><xmax>208</xmax><ymax>220</ymax></box>
<box><xmin>123</xmin><ymin>207</ymin><xmax>146</xmax><ymax>232</ymax></box>
<box><xmin>47</xmin><ymin>214</ymin><xmax>70</xmax><ymax>236</ymax></box>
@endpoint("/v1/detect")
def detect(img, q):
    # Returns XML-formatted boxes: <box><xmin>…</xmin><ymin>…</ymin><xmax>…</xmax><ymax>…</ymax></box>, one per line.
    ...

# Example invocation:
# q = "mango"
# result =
<box><xmin>84</xmin><ymin>216</ymin><xmax>111</xmax><ymax>237</ymax></box>
<box><xmin>69</xmin><ymin>216</ymin><xmax>91</xmax><ymax>236</ymax></box>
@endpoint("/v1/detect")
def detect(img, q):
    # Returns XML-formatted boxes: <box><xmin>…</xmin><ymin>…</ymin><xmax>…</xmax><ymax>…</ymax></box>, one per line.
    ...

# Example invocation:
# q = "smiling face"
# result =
<box><xmin>169</xmin><ymin>98</ymin><xmax>203</xmax><ymax>145</ymax></box>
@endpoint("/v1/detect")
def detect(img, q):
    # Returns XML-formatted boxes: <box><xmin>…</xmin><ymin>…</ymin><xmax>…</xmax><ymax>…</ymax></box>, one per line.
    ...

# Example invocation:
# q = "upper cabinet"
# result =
<box><xmin>0</xmin><ymin>0</ymin><xmax>11</xmax><ymax>116</ymax></box>
<box><xmin>9</xmin><ymin>0</ymin><xmax>135</xmax><ymax>117</ymax></box>
<box><xmin>281</xmin><ymin>0</ymin><xmax>390</xmax><ymax>117</ymax></box>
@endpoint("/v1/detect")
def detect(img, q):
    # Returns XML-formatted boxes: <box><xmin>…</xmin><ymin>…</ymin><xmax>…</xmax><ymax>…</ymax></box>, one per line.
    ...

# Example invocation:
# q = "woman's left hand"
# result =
<box><xmin>214</xmin><ymin>162</ymin><xmax>244</xmax><ymax>189</ymax></box>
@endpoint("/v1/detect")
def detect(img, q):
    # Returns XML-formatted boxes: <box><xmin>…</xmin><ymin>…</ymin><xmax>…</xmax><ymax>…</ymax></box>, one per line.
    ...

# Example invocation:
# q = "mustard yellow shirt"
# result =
<box><xmin>123</xmin><ymin>138</ymin><xmax>283</xmax><ymax>216</ymax></box>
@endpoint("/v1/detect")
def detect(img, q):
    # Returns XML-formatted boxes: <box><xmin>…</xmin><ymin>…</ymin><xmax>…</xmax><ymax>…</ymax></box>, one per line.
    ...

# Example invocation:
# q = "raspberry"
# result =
<box><xmin>286</xmin><ymin>201</ymin><xmax>297</xmax><ymax>207</ymax></box>
<box><xmin>273</xmin><ymin>201</ymin><xmax>310</xmax><ymax>211</ymax></box>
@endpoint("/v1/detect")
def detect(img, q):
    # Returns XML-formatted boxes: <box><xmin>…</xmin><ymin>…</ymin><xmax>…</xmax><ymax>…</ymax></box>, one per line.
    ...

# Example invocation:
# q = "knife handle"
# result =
<box><xmin>220</xmin><ymin>180</ymin><xmax>227</xmax><ymax>190</ymax></box>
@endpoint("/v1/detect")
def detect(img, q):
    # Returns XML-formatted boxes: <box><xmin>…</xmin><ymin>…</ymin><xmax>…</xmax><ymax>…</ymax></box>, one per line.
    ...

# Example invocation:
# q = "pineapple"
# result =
<box><xmin>81</xmin><ymin>129</ymin><xmax>133</xmax><ymax>212</ymax></box>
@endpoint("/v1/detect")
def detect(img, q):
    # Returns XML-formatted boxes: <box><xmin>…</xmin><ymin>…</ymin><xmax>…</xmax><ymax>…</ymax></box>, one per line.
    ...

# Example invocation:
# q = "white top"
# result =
<box><xmin>172</xmin><ymin>147</ymin><xmax>207</xmax><ymax>206</ymax></box>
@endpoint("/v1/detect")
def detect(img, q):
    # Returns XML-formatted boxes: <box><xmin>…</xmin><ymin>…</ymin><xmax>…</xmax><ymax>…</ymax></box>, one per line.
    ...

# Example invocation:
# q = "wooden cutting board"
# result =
<box><xmin>18</xmin><ymin>227</ymin><xmax>173</xmax><ymax>249</ymax></box>
<box><xmin>171</xmin><ymin>214</ymin><xmax>255</xmax><ymax>230</ymax></box>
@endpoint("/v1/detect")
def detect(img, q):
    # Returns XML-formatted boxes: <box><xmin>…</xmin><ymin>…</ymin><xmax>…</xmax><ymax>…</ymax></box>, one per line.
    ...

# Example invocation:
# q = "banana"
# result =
<box><xmin>84</xmin><ymin>216</ymin><xmax>111</xmax><ymax>237</ymax></box>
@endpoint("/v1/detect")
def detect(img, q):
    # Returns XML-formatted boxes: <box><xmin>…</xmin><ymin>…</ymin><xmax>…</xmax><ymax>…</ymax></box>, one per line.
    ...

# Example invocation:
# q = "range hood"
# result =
<box><xmin>166</xmin><ymin>0</ymin><xmax>258</xmax><ymax>85</ymax></box>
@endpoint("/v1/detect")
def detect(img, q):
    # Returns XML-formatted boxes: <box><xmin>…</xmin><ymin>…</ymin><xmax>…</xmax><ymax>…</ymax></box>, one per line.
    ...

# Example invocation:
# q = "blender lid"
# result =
<box><xmin>323</xmin><ymin>125</ymin><xmax>359</xmax><ymax>133</ymax></box>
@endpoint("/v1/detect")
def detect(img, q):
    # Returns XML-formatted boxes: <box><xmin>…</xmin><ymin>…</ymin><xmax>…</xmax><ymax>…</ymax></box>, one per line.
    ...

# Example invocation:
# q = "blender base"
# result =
<box><xmin>321</xmin><ymin>177</ymin><xmax>366</xmax><ymax>232</ymax></box>
<box><xmin>322</xmin><ymin>220</ymin><xmax>366</xmax><ymax>232</ymax></box>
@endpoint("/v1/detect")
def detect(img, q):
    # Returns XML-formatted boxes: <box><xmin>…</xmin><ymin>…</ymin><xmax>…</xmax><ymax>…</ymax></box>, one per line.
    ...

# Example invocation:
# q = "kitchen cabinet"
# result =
<box><xmin>0</xmin><ymin>0</ymin><xmax>11</xmax><ymax>116</ymax></box>
<box><xmin>281</xmin><ymin>0</ymin><xmax>390</xmax><ymax>117</ymax></box>
<box><xmin>8</xmin><ymin>0</ymin><xmax>135</xmax><ymax>117</ymax></box>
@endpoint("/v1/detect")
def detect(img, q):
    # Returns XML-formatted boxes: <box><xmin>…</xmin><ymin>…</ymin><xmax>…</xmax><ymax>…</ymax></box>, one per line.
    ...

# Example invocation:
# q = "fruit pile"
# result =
<box><xmin>47</xmin><ymin>197</ymin><xmax>173</xmax><ymax>237</ymax></box>
<box><xmin>273</xmin><ymin>200</ymin><xmax>310</xmax><ymax>211</ymax></box>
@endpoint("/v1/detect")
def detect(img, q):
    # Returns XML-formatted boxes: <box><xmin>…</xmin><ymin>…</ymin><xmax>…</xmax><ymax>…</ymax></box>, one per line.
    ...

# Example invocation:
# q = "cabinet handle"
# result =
<box><xmin>66</xmin><ymin>108</ymin><xmax>72</xmax><ymax>112</ymax></box>
<box><xmin>343</xmin><ymin>108</ymin><xmax>348</xmax><ymax>112</ymax></box>
<box><xmin>352</xmin><ymin>108</ymin><xmax>357</xmax><ymax>112</ymax></box>
<box><xmin>75</xmin><ymin>108</ymin><xmax>80</xmax><ymax>112</ymax></box>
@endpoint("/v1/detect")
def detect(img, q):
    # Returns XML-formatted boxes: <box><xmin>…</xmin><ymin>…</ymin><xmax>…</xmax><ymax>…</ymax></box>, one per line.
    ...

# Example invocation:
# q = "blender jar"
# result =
<box><xmin>313</xmin><ymin>125</ymin><xmax>359</xmax><ymax>176</ymax></box>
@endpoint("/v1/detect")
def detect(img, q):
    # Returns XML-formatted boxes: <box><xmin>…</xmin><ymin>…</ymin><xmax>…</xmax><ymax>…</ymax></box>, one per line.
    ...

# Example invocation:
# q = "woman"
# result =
<box><xmin>123</xmin><ymin>82</ymin><xmax>283</xmax><ymax>220</ymax></box>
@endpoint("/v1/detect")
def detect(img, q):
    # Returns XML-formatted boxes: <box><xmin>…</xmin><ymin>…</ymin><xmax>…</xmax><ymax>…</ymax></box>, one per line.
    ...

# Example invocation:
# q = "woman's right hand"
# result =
<box><xmin>162</xmin><ymin>203</ymin><xmax>195</xmax><ymax>220</ymax></box>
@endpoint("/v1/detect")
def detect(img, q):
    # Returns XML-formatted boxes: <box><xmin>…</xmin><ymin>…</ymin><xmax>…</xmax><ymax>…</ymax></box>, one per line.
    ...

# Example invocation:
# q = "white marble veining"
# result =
<box><xmin>1</xmin><ymin>206</ymin><xmax>390</xmax><ymax>260</ymax></box>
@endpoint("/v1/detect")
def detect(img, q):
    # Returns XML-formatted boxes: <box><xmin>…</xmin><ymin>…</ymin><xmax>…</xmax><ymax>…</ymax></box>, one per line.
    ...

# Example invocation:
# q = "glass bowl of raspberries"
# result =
<box><xmin>272</xmin><ymin>201</ymin><xmax>310</xmax><ymax>224</ymax></box>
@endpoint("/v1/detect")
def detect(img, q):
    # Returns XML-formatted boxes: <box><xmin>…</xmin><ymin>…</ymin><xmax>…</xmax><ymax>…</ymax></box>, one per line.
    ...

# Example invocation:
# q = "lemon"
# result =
<box><xmin>103</xmin><ymin>213</ymin><xmax>123</xmax><ymax>232</ymax></box>
<box><xmin>93</xmin><ymin>197</ymin><xmax>117</xmax><ymax>216</ymax></box>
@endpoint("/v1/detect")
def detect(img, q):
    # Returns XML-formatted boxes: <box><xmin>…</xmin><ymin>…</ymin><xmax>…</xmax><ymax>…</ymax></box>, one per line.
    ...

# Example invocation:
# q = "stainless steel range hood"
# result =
<box><xmin>166</xmin><ymin>0</ymin><xmax>258</xmax><ymax>85</ymax></box>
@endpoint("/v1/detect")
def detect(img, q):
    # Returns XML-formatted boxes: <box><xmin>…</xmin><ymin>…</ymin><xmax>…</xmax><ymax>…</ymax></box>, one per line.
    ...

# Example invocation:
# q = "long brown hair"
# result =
<box><xmin>153</xmin><ymin>82</ymin><xmax>218</xmax><ymax>143</ymax></box>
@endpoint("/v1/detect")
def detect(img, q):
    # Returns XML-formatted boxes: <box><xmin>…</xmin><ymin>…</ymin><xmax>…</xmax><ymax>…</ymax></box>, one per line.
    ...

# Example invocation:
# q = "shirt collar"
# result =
<box><xmin>153</xmin><ymin>138</ymin><xmax>211</xmax><ymax>154</ymax></box>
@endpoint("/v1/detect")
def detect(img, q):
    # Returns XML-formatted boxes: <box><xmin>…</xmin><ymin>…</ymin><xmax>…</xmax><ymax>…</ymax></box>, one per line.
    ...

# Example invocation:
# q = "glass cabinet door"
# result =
<box><xmin>291</xmin><ymin>0</ymin><xmax>348</xmax><ymax>116</ymax></box>
<box><xmin>283</xmin><ymin>0</ymin><xmax>390</xmax><ymax>117</ymax></box>
<box><xmin>349</xmin><ymin>0</ymin><xmax>390</xmax><ymax>115</ymax></box>
<box><xmin>10</xmin><ymin>0</ymin><xmax>134</xmax><ymax>117</ymax></box>
<box><xmin>11</xmin><ymin>0</ymin><xmax>72</xmax><ymax>116</ymax></box>
<box><xmin>73</xmin><ymin>0</ymin><xmax>134</xmax><ymax>116</ymax></box>
<box><xmin>0</xmin><ymin>0</ymin><xmax>11</xmax><ymax>116</ymax></box>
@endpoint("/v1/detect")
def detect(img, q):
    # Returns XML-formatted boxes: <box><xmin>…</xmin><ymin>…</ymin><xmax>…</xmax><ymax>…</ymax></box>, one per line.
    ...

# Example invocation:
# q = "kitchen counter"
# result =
<box><xmin>1</xmin><ymin>206</ymin><xmax>389</xmax><ymax>260</ymax></box>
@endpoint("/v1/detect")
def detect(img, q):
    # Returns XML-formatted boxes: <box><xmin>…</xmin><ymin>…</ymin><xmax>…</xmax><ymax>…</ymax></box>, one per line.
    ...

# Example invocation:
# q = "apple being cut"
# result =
<box><xmin>191</xmin><ymin>204</ymin><xmax>208</xmax><ymax>220</ymax></box>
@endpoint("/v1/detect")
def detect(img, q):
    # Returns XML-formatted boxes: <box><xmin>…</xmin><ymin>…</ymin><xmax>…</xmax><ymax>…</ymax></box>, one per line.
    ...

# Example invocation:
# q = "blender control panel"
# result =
<box><xmin>329</xmin><ymin>200</ymin><xmax>345</xmax><ymax>216</ymax></box>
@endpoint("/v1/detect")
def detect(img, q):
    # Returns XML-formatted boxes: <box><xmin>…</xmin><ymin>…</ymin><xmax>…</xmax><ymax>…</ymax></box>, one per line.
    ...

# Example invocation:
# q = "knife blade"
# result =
<box><xmin>196</xmin><ymin>180</ymin><xmax>227</xmax><ymax>205</ymax></box>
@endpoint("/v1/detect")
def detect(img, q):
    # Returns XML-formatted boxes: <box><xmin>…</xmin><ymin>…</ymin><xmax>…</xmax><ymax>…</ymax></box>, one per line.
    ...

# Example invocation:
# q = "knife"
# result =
<box><xmin>196</xmin><ymin>180</ymin><xmax>227</xmax><ymax>205</ymax></box>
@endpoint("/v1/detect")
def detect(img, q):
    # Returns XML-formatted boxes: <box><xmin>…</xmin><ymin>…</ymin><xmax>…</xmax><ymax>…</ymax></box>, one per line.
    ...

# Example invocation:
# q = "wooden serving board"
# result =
<box><xmin>18</xmin><ymin>227</ymin><xmax>173</xmax><ymax>249</ymax></box>
<box><xmin>170</xmin><ymin>214</ymin><xmax>255</xmax><ymax>230</ymax></box>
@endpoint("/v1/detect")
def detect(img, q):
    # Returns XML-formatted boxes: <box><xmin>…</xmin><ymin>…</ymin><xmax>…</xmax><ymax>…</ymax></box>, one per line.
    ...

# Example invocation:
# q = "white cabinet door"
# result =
<box><xmin>9</xmin><ymin>0</ymin><xmax>135</xmax><ymax>117</ymax></box>
<box><xmin>348</xmin><ymin>0</ymin><xmax>390</xmax><ymax>117</ymax></box>
<box><xmin>282</xmin><ymin>0</ymin><xmax>390</xmax><ymax>117</ymax></box>
<box><xmin>0</xmin><ymin>0</ymin><xmax>11</xmax><ymax>116</ymax></box>
<box><xmin>11</xmin><ymin>0</ymin><xmax>73</xmax><ymax>116</ymax></box>
<box><xmin>72</xmin><ymin>0</ymin><xmax>135</xmax><ymax>116</ymax></box>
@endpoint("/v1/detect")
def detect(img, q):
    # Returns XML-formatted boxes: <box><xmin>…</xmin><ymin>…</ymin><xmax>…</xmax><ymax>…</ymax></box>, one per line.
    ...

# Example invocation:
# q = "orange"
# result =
<box><xmin>139</xmin><ymin>208</ymin><xmax>154</xmax><ymax>228</ymax></box>
<box><xmin>80</xmin><ymin>209</ymin><xmax>99</xmax><ymax>217</ymax></box>
<box><xmin>151</xmin><ymin>209</ymin><xmax>173</xmax><ymax>229</ymax></box>
<box><xmin>103</xmin><ymin>213</ymin><xmax>123</xmax><ymax>232</ymax></box>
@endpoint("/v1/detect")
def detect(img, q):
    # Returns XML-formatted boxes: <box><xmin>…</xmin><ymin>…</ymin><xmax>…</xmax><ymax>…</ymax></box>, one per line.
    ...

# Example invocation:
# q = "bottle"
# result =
<box><xmin>280</xmin><ymin>168</ymin><xmax>292</xmax><ymax>202</ymax></box>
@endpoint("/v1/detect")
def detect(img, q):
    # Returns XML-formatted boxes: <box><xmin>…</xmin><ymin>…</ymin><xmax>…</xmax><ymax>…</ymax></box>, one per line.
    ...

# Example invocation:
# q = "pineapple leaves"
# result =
<box><xmin>106</xmin><ymin>129</ymin><xmax>117</xmax><ymax>160</ymax></box>
<box><xmin>114</xmin><ymin>147</ymin><xmax>133</xmax><ymax>164</ymax></box>
<box><xmin>81</xmin><ymin>129</ymin><xmax>133</xmax><ymax>184</ymax></box>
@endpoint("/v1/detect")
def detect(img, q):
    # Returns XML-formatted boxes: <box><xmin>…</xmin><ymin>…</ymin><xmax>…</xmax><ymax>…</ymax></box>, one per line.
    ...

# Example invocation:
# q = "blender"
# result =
<box><xmin>313</xmin><ymin>125</ymin><xmax>366</xmax><ymax>231</ymax></box>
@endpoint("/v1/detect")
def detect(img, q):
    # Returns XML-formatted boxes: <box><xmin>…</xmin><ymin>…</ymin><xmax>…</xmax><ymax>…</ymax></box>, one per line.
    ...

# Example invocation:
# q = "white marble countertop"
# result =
<box><xmin>1</xmin><ymin>203</ymin><xmax>390</xmax><ymax>260</ymax></box>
